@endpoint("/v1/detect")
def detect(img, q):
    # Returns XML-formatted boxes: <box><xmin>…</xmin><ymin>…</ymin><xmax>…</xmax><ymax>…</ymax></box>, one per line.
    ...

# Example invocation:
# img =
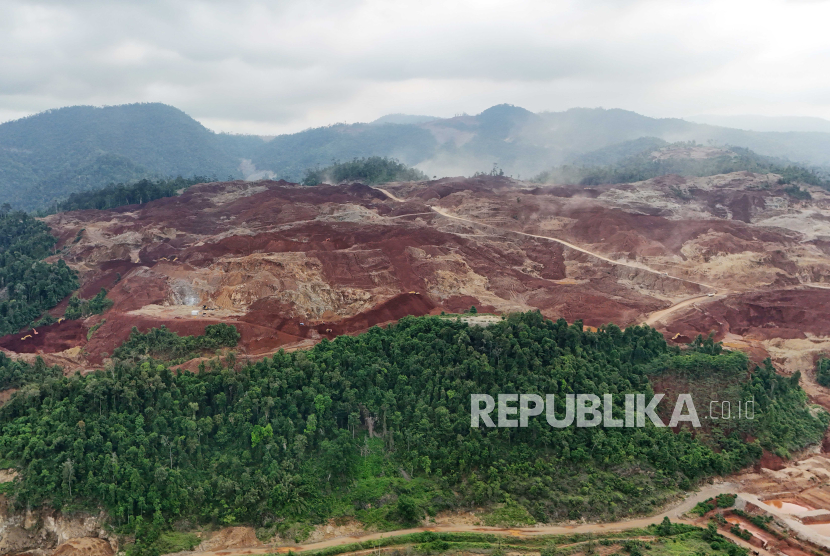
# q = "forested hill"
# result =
<box><xmin>0</xmin><ymin>103</ymin><xmax>252</xmax><ymax>210</ymax></box>
<box><xmin>6</xmin><ymin>102</ymin><xmax>830</xmax><ymax>211</ymax></box>
<box><xmin>533</xmin><ymin>143</ymin><xmax>830</xmax><ymax>187</ymax></box>
<box><xmin>0</xmin><ymin>313</ymin><xmax>824</xmax><ymax>554</ymax></box>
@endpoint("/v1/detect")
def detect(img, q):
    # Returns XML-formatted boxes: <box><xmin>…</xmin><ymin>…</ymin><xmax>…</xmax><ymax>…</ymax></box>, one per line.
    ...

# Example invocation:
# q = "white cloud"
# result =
<box><xmin>1</xmin><ymin>0</ymin><xmax>830</xmax><ymax>133</ymax></box>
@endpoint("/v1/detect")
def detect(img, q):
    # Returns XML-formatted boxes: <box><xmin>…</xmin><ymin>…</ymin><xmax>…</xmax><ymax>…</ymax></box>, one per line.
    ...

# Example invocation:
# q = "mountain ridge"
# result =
<box><xmin>5</xmin><ymin>102</ymin><xmax>830</xmax><ymax>210</ymax></box>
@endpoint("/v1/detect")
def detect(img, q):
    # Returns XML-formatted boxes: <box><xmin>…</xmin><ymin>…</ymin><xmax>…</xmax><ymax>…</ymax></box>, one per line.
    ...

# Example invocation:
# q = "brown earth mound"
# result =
<box><xmin>663</xmin><ymin>288</ymin><xmax>830</xmax><ymax>341</ymax></box>
<box><xmin>196</xmin><ymin>526</ymin><xmax>261</xmax><ymax>552</ymax></box>
<box><xmin>0</xmin><ymin>319</ymin><xmax>87</xmax><ymax>354</ymax></box>
<box><xmin>52</xmin><ymin>538</ymin><xmax>113</xmax><ymax>556</ymax></box>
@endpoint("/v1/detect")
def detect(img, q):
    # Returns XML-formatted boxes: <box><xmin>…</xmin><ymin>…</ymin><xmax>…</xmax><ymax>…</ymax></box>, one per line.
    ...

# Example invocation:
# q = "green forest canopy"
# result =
<box><xmin>0</xmin><ymin>206</ymin><xmax>78</xmax><ymax>336</ymax></box>
<box><xmin>112</xmin><ymin>323</ymin><xmax>241</xmax><ymax>365</ymax></box>
<box><xmin>0</xmin><ymin>313</ymin><xmax>824</xmax><ymax>550</ymax></box>
<box><xmin>44</xmin><ymin>176</ymin><xmax>211</xmax><ymax>214</ymax></box>
<box><xmin>302</xmin><ymin>157</ymin><xmax>428</xmax><ymax>186</ymax></box>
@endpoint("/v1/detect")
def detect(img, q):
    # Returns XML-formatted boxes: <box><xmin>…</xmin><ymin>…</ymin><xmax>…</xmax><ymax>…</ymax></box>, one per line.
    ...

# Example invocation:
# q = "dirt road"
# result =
<box><xmin>642</xmin><ymin>293</ymin><xmax>725</xmax><ymax>327</ymax></box>
<box><xmin>427</xmin><ymin>205</ymin><xmax>716</xmax><ymax>292</ymax></box>
<box><xmin>374</xmin><ymin>188</ymin><xmax>729</xmax><ymax>328</ymax></box>
<box><xmin>375</xmin><ymin>188</ymin><xmax>406</xmax><ymax>203</ymax></box>
<box><xmin>188</xmin><ymin>482</ymin><xmax>780</xmax><ymax>556</ymax></box>
<box><xmin>374</xmin><ymin>187</ymin><xmax>711</xmax><ymax>288</ymax></box>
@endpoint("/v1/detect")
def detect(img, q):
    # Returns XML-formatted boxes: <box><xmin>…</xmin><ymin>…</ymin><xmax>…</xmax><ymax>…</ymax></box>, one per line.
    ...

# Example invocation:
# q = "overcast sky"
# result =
<box><xmin>2</xmin><ymin>0</ymin><xmax>830</xmax><ymax>135</ymax></box>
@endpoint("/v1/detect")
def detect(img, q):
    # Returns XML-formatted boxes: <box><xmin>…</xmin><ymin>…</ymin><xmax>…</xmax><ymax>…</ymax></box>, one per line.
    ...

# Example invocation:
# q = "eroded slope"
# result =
<box><xmin>1</xmin><ymin>172</ymin><xmax>828</xmax><ymax>371</ymax></box>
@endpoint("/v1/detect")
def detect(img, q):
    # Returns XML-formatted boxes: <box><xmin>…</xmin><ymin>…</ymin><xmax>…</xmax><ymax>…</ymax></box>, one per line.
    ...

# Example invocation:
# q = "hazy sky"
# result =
<box><xmin>2</xmin><ymin>0</ymin><xmax>830</xmax><ymax>135</ymax></box>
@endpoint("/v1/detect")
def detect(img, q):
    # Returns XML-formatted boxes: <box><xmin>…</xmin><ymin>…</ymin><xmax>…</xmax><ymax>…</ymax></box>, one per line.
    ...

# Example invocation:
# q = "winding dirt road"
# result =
<box><xmin>643</xmin><ymin>293</ymin><xmax>726</xmax><ymax>327</ymax></box>
<box><xmin>189</xmin><ymin>483</ymin><xmax>777</xmax><ymax>556</ymax></box>
<box><xmin>427</xmin><ymin>205</ymin><xmax>716</xmax><ymax>292</ymax></box>
<box><xmin>373</xmin><ymin>188</ymin><xmax>724</xmax><ymax>328</ymax></box>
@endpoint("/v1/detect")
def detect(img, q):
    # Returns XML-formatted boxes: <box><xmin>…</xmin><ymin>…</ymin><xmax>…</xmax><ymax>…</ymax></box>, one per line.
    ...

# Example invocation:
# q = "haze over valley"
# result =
<box><xmin>5</xmin><ymin>102</ymin><xmax>830</xmax><ymax>211</ymax></box>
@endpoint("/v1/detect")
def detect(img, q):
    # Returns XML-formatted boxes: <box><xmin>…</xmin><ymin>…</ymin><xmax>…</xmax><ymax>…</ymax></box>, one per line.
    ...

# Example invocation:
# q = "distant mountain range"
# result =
<box><xmin>687</xmin><ymin>114</ymin><xmax>830</xmax><ymax>133</ymax></box>
<box><xmin>4</xmin><ymin>102</ymin><xmax>830</xmax><ymax>210</ymax></box>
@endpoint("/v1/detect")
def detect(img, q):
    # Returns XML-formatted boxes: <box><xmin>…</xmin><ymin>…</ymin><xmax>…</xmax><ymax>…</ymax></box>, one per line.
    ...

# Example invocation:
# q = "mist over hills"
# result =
<box><xmin>688</xmin><ymin>114</ymin><xmax>830</xmax><ymax>133</ymax></box>
<box><xmin>4</xmin><ymin>102</ymin><xmax>830</xmax><ymax>210</ymax></box>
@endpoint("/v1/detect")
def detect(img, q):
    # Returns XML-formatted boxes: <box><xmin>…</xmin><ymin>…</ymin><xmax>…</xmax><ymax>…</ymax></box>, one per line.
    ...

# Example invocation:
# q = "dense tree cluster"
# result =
<box><xmin>112</xmin><ymin>324</ymin><xmax>241</xmax><ymax>365</ymax></box>
<box><xmin>47</xmin><ymin>176</ymin><xmax>211</xmax><ymax>213</ymax></box>
<box><xmin>0</xmin><ymin>313</ymin><xmax>824</xmax><ymax>544</ymax></box>
<box><xmin>0</xmin><ymin>352</ymin><xmax>62</xmax><ymax>391</ymax></box>
<box><xmin>63</xmin><ymin>288</ymin><xmax>114</xmax><ymax>320</ymax></box>
<box><xmin>783</xmin><ymin>185</ymin><xmax>813</xmax><ymax>200</ymax></box>
<box><xmin>816</xmin><ymin>358</ymin><xmax>830</xmax><ymax>387</ymax></box>
<box><xmin>260</xmin><ymin>125</ymin><xmax>436</xmax><ymax>184</ymax></box>
<box><xmin>302</xmin><ymin>157</ymin><xmax>427</xmax><ymax>186</ymax></box>
<box><xmin>0</xmin><ymin>206</ymin><xmax>78</xmax><ymax>336</ymax></box>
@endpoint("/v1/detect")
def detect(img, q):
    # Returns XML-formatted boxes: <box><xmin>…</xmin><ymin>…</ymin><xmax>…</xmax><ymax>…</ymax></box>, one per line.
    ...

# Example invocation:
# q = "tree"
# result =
<box><xmin>251</xmin><ymin>424</ymin><xmax>273</xmax><ymax>447</ymax></box>
<box><xmin>702</xmin><ymin>520</ymin><xmax>718</xmax><ymax>541</ymax></box>
<box><xmin>396</xmin><ymin>495</ymin><xmax>420</xmax><ymax>523</ymax></box>
<box><xmin>62</xmin><ymin>459</ymin><xmax>75</xmax><ymax>497</ymax></box>
<box><xmin>657</xmin><ymin>516</ymin><xmax>672</xmax><ymax>536</ymax></box>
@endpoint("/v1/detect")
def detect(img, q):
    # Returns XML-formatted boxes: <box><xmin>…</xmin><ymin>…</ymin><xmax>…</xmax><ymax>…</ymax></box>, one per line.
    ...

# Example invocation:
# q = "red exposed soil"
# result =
<box><xmin>52</xmin><ymin>538</ymin><xmax>114</xmax><ymax>556</ymax></box>
<box><xmin>106</xmin><ymin>270</ymin><xmax>170</xmax><ymax>312</ymax></box>
<box><xmin>527</xmin><ymin>185</ymin><xmax>603</xmax><ymax>198</ymax></box>
<box><xmin>83</xmin><ymin>315</ymin><xmax>305</xmax><ymax>364</ymax></box>
<box><xmin>663</xmin><ymin>288</ymin><xmax>830</xmax><ymax>341</ymax></box>
<box><xmin>755</xmin><ymin>451</ymin><xmax>788</xmax><ymax>471</ymax></box>
<box><xmin>403</xmin><ymin>176</ymin><xmax>515</xmax><ymax>201</ymax></box>
<box><xmin>0</xmin><ymin>319</ymin><xmax>87</xmax><ymax>354</ymax></box>
<box><xmin>2</xmin><ymin>175</ymin><xmax>827</xmax><ymax>371</ymax></box>
<box><xmin>79</xmin><ymin>260</ymin><xmax>142</xmax><ymax>297</ymax></box>
<box><xmin>430</xmin><ymin>173</ymin><xmax>805</xmax><ymax>271</ymax></box>
<box><xmin>316</xmin><ymin>293</ymin><xmax>437</xmax><ymax>336</ymax></box>
<box><xmin>549</xmin><ymin>205</ymin><xmax>796</xmax><ymax>259</ymax></box>
<box><xmin>239</xmin><ymin>293</ymin><xmax>438</xmax><ymax>341</ymax></box>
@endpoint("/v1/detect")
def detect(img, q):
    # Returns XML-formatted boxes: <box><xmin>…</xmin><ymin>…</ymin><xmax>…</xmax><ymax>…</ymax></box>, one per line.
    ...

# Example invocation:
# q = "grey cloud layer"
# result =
<box><xmin>2</xmin><ymin>0</ymin><xmax>830</xmax><ymax>133</ymax></box>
